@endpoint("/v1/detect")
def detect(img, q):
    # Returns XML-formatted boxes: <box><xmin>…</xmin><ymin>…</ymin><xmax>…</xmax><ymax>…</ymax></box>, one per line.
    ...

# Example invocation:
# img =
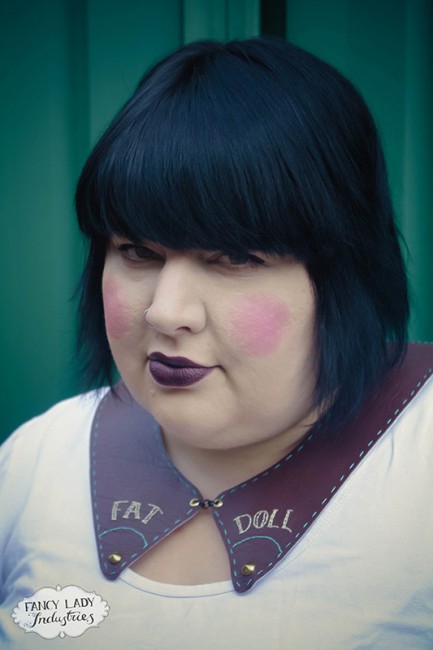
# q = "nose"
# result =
<box><xmin>144</xmin><ymin>256</ymin><xmax>207</xmax><ymax>336</ymax></box>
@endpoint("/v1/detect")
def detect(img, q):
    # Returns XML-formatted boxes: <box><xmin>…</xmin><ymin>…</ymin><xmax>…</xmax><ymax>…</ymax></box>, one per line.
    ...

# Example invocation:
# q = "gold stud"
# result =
<box><xmin>189</xmin><ymin>498</ymin><xmax>200</xmax><ymax>507</ymax></box>
<box><xmin>212</xmin><ymin>498</ymin><xmax>224</xmax><ymax>508</ymax></box>
<box><xmin>241</xmin><ymin>563</ymin><xmax>256</xmax><ymax>576</ymax></box>
<box><xmin>107</xmin><ymin>552</ymin><xmax>122</xmax><ymax>564</ymax></box>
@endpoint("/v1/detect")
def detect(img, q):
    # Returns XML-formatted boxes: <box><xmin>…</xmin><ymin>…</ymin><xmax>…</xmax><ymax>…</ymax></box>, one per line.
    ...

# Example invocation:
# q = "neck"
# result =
<box><xmin>161</xmin><ymin>421</ymin><xmax>314</xmax><ymax>499</ymax></box>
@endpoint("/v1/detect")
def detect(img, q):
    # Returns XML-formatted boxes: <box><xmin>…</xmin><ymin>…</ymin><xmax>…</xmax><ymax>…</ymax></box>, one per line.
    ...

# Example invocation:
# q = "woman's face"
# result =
<box><xmin>102</xmin><ymin>237</ymin><xmax>318</xmax><ymax>455</ymax></box>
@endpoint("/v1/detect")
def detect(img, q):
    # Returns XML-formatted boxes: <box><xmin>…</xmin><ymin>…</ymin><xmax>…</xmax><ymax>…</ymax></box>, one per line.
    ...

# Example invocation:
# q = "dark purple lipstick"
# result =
<box><xmin>148</xmin><ymin>352</ymin><xmax>215</xmax><ymax>387</ymax></box>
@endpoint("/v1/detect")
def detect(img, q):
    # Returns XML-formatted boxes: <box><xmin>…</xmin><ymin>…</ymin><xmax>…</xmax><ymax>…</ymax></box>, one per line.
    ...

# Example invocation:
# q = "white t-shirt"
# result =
<box><xmin>1</xmin><ymin>379</ymin><xmax>433</xmax><ymax>649</ymax></box>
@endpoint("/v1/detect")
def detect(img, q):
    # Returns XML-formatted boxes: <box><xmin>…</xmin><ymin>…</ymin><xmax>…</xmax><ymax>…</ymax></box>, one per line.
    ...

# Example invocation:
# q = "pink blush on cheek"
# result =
<box><xmin>228</xmin><ymin>294</ymin><xmax>289</xmax><ymax>357</ymax></box>
<box><xmin>102</xmin><ymin>280</ymin><xmax>130</xmax><ymax>340</ymax></box>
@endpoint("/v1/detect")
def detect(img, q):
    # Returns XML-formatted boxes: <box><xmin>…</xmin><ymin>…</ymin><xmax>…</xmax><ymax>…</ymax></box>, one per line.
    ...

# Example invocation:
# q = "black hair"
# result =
<box><xmin>75</xmin><ymin>37</ymin><xmax>409</xmax><ymax>434</ymax></box>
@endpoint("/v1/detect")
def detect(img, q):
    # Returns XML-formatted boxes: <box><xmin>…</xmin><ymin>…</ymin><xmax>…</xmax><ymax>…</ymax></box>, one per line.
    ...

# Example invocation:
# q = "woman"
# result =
<box><xmin>1</xmin><ymin>38</ymin><xmax>432</xmax><ymax>648</ymax></box>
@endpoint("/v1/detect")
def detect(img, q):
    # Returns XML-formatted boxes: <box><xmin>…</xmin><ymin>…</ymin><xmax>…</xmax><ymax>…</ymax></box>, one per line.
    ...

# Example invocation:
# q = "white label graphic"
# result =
<box><xmin>12</xmin><ymin>585</ymin><xmax>109</xmax><ymax>639</ymax></box>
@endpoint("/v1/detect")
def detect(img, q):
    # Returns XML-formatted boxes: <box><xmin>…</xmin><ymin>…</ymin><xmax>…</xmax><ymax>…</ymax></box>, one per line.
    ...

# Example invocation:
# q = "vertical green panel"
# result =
<box><xmin>402</xmin><ymin>0</ymin><xmax>433</xmax><ymax>339</ymax></box>
<box><xmin>343</xmin><ymin>1</ymin><xmax>407</xmax><ymax>220</ymax></box>
<box><xmin>183</xmin><ymin>0</ymin><xmax>259</xmax><ymax>42</ymax></box>
<box><xmin>0</xmin><ymin>0</ymin><xmax>87</xmax><ymax>439</ymax></box>
<box><xmin>87</xmin><ymin>0</ymin><xmax>182</xmax><ymax>141</ymax></box>
<box><xmin>183</xmin><ymin>0</ymin><xmax>228</xmax><ymax>42</ymax></box>
<box><xmin>286</xmin><ymin>0</ymin><xmax>406</xmax><ymax>214</ymax></box>
<box><xmin>286</xmin><ymin>0</ymin><xmax>350</xmax><ymax>63</ymax></box>
<box><xmin>227</xmin><ymin>0</ymin><xmax>260</xmax><ymax>39</ymax></box>
<box><xmin>286</xmin><ymin>0</ymin><xmax>433</xmax><ymax>342</ymax></box>
<box><xmin>1</xmin><ymin>0</ymin><xmax>186</xmax><ymax>440</ymax></box>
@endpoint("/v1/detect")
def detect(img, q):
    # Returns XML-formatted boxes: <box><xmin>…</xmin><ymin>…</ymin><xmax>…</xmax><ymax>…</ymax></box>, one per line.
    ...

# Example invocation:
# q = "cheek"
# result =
<box><xmin>102</xmin><ymin>278</ymin><xmax>130</xmax><ymax>340</ymax></box>
<box><xmin>228</xmin><ymin>293</ymin><xmax>289</xmax><ymax>357</ymax></box>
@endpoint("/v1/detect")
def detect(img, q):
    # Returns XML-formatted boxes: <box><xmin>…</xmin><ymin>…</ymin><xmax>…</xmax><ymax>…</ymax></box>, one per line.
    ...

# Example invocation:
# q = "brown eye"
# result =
<box><xmin>118</xmin><ymin>244</ymin><xmax>161</xmax><ymax>262</ymax></box>
<box><xmin>225</xmin><ymin>253</ymin><xmax>265</xmax><ymax>266</ymax></box>
<box><xmin>215</xmin><ymin>252</ymin><xmax>266</xmax><ymax>268</ymax></box>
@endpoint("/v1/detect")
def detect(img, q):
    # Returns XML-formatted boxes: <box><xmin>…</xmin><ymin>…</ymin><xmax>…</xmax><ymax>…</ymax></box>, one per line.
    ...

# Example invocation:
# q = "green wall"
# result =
<box><xmin>284</xmin><ymin>0</ymin><xmax>433</xmax><ymax>340</ymax></box>
<box><xmin>1</xmin><ymin>0</ymin><xmax>432</xmax><ymax>439</ymax></box>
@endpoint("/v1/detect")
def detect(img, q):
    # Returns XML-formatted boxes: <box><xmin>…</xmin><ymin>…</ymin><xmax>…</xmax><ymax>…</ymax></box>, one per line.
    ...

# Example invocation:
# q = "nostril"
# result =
<box><xmin>143</xmin><ymin>308</ymin><xmax>156</xmax><ymax>329</ymax></box>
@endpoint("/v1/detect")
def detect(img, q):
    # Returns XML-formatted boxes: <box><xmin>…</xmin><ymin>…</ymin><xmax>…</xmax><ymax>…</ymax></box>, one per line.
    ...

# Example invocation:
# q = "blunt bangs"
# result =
<box><xmin>77</xmin><ymin>39</ymin><xmax>373</xmax><ymax>262</ymax></box>
<box><xmin>75</xmin><ymin>37</ymin><xmax>409</xmax><ymax>433</ymax></box>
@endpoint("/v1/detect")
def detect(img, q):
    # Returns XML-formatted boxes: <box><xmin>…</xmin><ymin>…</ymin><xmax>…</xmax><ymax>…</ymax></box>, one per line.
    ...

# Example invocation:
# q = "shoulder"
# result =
<box><xmin>393</xmin><ymin>342</ymin><xmax>433</xmax><ymax>426</ymax></box>
<box><xmin>0</xmin><ymin>389</ymin><xmax>110</xmax><ymax>546</ymax></box>
<box><xmin>0</xmin><ymin>389</ymin><xmax>109</xmax><ymax>481</ymax></box>
<box><xmin>396</xmin><ymin>369</ymin><xmax>433</xmax><ymax>439</ymax></box>
<box><xmin>375</xmin><ymin>345</ymin><xmax>433</xmax><ymax>495</ymax></box>
<box><xmin>380</xmin><ymin>342</ymin><xmax>433</xmax><ymax>454</ymax></box>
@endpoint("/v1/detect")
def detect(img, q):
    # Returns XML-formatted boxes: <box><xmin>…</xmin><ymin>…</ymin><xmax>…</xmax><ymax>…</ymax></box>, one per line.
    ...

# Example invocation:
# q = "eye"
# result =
<box><xmin>214</xmin><ymin>252</ymin><xmax>266</xmax><ymax>268</ymax></box>
<box><xmin>117</xmin><ymin>243</ymin><xmax>162</xmax><ymax>263</ymax></box>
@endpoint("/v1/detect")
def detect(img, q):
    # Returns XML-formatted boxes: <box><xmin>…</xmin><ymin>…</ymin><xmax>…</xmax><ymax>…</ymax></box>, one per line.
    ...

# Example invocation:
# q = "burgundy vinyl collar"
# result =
<box><xmin>90</xmin><ymin>344</ymin><xmax>433</xmax><ymax>593</ymax></box>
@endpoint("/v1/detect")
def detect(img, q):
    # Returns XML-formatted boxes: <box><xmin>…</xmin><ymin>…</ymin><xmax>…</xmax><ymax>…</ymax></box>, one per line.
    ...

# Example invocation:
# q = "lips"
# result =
<box><xmin>148</xmin><ymin>352</ymin><xmax>215</xmax><ymax>387</ymax></box>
